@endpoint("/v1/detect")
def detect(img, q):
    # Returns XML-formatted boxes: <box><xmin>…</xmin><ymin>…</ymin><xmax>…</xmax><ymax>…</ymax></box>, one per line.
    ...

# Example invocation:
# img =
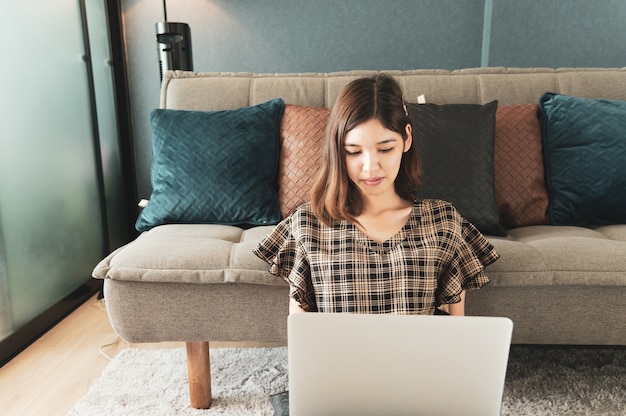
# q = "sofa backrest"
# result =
<box><xmin>161</xmin><ymin>67</ymin><xmax>626</xmax><ymax>110</ymax></box>
<box><xmin>158</xmin><ymin>67</ymin><xmax>626</xmax><ymax>230</ymax></box>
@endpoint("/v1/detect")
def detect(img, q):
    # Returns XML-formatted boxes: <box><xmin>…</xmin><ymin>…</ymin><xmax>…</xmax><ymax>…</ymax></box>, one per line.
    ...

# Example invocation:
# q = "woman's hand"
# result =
<box><xmin>448</xmin><ymin>291</ymin><xmax>466</xmax><ymax>316</ymax></box>
<box><xmin>289</xmin><ymin>297</ymin><xmax>307</xmax><ymax>314</ymax></box>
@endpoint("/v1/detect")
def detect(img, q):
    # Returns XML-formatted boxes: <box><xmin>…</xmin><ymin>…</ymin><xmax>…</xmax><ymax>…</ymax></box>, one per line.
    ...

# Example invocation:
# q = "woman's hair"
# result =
<box><xmin>310</xmin><ymin>73</ymin><xmax>422</xmax><ymax>226</ymax></box>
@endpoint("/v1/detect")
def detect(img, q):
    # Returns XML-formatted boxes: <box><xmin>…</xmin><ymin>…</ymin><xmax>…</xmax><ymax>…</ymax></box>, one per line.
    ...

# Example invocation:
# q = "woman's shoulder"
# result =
<box><xmin>412</xmin><ymin>199</ymin><xmax>490</xmax><ymax>244</ymax></box>
<box><xmin>257</xmin><ymin>203</ymin><xmax>318</xmax><ymax>252</ymax></box>
<box><xmin>283</xmin><ymin>202</ymin><xmax>325</xmax><ymax>234</ymax></box>
<box><xmin>410</xmin><ymin>199</ymin><xmax>469</xmax><ymax>236</ymax></box>
<box><xmin>287</xmin><ymin>202</ymin><xmax>316</xmax><ymax>220</ymax></box>
<box><xmin>413</xmin><ymin>198</ymin><xmax>461</xmax><ymax>218</ymax></box>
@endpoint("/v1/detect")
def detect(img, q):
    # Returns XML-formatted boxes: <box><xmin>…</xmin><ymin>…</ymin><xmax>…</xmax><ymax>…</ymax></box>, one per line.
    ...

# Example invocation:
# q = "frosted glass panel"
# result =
<box><xmin>0</xmin><ymin>0</ymin><xmax>104</xmax><ymax>336</ymax></box>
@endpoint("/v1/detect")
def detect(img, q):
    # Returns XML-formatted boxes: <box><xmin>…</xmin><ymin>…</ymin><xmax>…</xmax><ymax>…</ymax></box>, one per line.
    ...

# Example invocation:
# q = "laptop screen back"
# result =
<box><xmin>288</xmin><ymin>313</ymin><xmax>513</xmax><ymax>416</ymax></box>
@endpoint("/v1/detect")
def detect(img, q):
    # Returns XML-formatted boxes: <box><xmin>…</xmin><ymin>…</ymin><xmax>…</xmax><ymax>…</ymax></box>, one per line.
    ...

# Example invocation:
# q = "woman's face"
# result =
<box><xmin>343</xmin><ymin>118</ymin><xmax>412</xmax><ymax>200</ymax></box>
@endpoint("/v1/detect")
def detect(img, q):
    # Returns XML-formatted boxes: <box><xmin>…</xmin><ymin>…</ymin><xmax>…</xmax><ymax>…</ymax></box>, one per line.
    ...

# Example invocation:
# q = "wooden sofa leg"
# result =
<box><xmin>186</xmin><ymin>341</ymin><xmax>212</xmax><ymax>409</ymax></box>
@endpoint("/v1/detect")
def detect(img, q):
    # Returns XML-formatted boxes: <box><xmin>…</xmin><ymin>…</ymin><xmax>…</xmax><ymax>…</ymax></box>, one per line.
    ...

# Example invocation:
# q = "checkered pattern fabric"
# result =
<box><xmin>254</xmin><ymin>200</ymin><xmax>499</xmax><ymax>313</ymax></box>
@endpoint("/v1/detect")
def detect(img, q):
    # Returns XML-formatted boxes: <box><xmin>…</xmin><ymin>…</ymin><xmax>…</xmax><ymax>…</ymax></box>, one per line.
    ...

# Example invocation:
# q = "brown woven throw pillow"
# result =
<box><xmin>494</xmin><ymin>104</ymin><xmax>550</xmax><ymax>228</ymax></box>
<box><xmin>278</xmin><ymin>104</ymin><xmax>330</xmax><ymax>218</ymax></box>
<box><xmin>278</xmin><ymin>103</ymin><xmax>549</xmax><ymax>227</ymax></box>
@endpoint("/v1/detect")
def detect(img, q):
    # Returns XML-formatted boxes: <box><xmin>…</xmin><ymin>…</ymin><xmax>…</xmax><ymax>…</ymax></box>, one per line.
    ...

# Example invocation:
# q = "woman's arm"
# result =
<box><xmin>447</xmin><ymin>291</ymin><xmax>466</xmax><ymax>316</ymax></box>
<box><xmin>289</xmin><ymin>297</ymin><xmax>307</xmax><ymax>314</ymax></box>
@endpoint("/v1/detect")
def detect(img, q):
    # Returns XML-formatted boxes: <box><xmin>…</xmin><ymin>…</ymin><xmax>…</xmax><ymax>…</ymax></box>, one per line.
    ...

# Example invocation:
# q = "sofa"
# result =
<box><xmin>93</xmin><ymin>67</ymin><xmax>626</xmax><ymax>408</ymax></box>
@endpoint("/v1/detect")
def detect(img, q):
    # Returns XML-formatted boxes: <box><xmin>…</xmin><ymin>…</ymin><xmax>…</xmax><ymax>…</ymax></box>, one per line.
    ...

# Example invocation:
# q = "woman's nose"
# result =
<box><xmin>362</xmin><ymin>152</ymin><xmax>378</xmax><ymax>173</ymax></box>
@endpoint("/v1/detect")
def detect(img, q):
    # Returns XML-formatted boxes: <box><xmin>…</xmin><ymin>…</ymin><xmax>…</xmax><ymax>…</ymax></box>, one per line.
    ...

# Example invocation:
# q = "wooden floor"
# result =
<box><xmin>0</xmin><ymin>294</ymin><xmax>283</xmax><ymax>416</ymax></box>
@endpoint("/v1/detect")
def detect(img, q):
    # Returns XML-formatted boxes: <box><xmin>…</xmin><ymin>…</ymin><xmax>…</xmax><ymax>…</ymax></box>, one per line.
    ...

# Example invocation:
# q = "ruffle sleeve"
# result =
<box><xmin>437</xmin><ymin>215</ymin><xmax>500</xmax><ymax>306</ymax></box>
<box><xmin>253</xmin><ymin>216</ymin><xmax>317</xmax><ymax>311</ymax></box>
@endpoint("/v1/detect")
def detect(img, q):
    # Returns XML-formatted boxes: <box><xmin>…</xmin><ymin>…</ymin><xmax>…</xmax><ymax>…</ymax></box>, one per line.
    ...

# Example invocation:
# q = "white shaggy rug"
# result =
<box><xmin>69</xmin><ymin>347</ymin><xmax>288</xmax><ymax>415</ymax></box>
<box><xmin>68</xmin><ymin>346</ymin><xmax>625</xmax><ymax>416</ymax></box>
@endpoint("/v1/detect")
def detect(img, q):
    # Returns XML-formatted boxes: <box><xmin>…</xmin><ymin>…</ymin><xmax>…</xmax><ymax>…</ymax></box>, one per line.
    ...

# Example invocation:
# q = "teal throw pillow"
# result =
<box><xmin>135</xmin><ymin>98</ymin><xmax>285</xmax><ymax>232</ymax></box>
<box><xmin>539</xmin><ymin>93</ymin><xmax>626</xmax><ymax>225</ymax></box>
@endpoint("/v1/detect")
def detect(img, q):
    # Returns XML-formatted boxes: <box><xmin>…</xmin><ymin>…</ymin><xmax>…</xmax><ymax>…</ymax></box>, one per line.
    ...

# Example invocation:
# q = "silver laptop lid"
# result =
<box><xmin>288</xmin><ymin>313</ymin><xmax>513</xmax><ymax>416</ymax></box>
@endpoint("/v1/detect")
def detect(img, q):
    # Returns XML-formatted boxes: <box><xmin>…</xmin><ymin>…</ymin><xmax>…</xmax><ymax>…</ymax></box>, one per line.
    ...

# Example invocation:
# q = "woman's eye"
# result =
<box><xmin>345</xmin><ymin>150</ymin><xmax>361</xmax><ymax>156</ymax></box>
<box><xmin>379</xmin><ymin>148</ymin><xmax>393</xmax><ymax>153</ymax></box>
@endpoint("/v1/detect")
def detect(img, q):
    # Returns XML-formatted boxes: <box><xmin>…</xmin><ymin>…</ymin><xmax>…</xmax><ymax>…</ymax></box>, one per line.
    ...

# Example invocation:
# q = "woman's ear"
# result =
<box><xmin>403</xmin><ymin>123</ymin><xmax>413</xmax><ymax>153</ymax></box>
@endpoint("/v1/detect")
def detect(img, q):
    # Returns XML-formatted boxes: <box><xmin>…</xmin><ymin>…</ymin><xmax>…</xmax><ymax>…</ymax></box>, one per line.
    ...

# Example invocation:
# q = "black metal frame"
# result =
<box><xmin>104</xmin><ymin>0</ymin><xmax>139</xmax><ymax>243</ymax></box>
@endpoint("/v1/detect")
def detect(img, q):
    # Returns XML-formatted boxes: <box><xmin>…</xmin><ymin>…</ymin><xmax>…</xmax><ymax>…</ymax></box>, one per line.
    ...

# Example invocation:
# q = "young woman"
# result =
<box><xmin>254</xmin><ymin>74</ymin><xmax>499</xmax><ymax>316</ymax></box>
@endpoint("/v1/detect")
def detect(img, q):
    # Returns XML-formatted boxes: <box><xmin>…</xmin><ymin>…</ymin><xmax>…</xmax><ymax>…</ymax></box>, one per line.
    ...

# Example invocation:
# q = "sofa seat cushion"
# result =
<box><xmin>94</xmin><ymin>225</ymin><xmax>626</xmax><ymax>290</ymax></box>
<box><xmin>486</xmin><ymin>224</ymin><xmax>626</xmax><ymax>287</ymax></box>
<box><xmin>93</xmin><ymin>224</ymin><xmax>287</xmax><ymax>286</ymax></box>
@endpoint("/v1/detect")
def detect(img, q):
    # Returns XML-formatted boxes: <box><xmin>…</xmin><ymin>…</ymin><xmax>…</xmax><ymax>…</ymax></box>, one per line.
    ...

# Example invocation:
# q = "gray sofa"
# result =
<box><xmin>93</xmin><ymin>68</ymin><xmax>626</xmax><ymax>408</ymax></box>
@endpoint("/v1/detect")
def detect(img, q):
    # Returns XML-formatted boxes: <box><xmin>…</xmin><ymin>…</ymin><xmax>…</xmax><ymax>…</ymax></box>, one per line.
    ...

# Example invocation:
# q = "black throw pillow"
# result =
<box><xmin>407</xmin><ymin>101</ymin><xmax>506</xmax><ymax>236</ymax></box>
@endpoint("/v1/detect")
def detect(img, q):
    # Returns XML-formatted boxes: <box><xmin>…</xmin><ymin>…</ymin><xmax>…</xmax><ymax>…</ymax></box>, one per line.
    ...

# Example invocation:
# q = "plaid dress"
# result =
<box><xmin>254</xmin><ymin>200</ymin><xmax>499</xmax><ymax>314</ymax></box>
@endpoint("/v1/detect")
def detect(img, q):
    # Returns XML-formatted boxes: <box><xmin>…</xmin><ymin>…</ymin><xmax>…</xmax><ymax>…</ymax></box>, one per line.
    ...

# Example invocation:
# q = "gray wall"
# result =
<box><xmin>122</xmin><ymin>0</ymin><xmax>626</xmax><ymax>201</ymax></box>
<box><xmin>488</xmin><ymin>0</ymin><xmax>626</xmax><ymax>68</ymax></box>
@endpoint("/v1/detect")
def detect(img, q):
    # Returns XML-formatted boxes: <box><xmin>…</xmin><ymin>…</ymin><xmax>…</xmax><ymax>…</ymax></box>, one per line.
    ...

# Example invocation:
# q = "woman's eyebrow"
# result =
<box><xmin>344</xmin><ymin>138</ymin><xmax>398</xmax><ymax>147</ymax></box>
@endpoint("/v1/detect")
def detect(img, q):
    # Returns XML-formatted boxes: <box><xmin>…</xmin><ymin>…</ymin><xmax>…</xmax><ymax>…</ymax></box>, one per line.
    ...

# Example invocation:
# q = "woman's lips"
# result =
<box><xmin>362</xmin><ymin>177</ymin><xmax>384</xmax><ymax>186</ymax></box>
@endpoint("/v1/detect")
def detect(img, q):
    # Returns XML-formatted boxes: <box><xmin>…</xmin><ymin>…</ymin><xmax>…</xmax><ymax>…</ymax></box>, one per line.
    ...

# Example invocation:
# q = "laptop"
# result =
<box><xmin>287</xmin><ymin>313</ymin><xmax>513</xmax><ymax>416</ymax></box>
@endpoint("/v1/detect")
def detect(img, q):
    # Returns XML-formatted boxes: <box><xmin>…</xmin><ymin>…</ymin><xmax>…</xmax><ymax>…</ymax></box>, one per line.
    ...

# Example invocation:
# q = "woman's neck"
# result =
<box><xmin>354</xmin><ymin>194</ymin><xmax>413</xmax><ymax>243</ymax></box>
<box><xmin>360</xmin><ymin>192</ymin><xmax>412</xmax><ymax>217</ymax></box>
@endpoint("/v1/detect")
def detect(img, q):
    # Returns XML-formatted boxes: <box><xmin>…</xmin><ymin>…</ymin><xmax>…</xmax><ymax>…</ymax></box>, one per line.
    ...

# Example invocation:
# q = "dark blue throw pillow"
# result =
<box><xmin>135</xmin><ymin>98</ymin><xmax>285</xmax><ymax>232</ymax></box>
<box><xmin>539</xmin><ymin>93</ymin><xmax>626</xmax><ymax>225</ymax></box>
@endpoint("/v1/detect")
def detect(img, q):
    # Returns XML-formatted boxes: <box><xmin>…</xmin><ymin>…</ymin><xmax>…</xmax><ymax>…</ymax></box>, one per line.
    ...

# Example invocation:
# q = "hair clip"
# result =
<box><xmin>401</xmin><ymin>94</ymin><xmax>409</xmax><ymax>116</ymax></box>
